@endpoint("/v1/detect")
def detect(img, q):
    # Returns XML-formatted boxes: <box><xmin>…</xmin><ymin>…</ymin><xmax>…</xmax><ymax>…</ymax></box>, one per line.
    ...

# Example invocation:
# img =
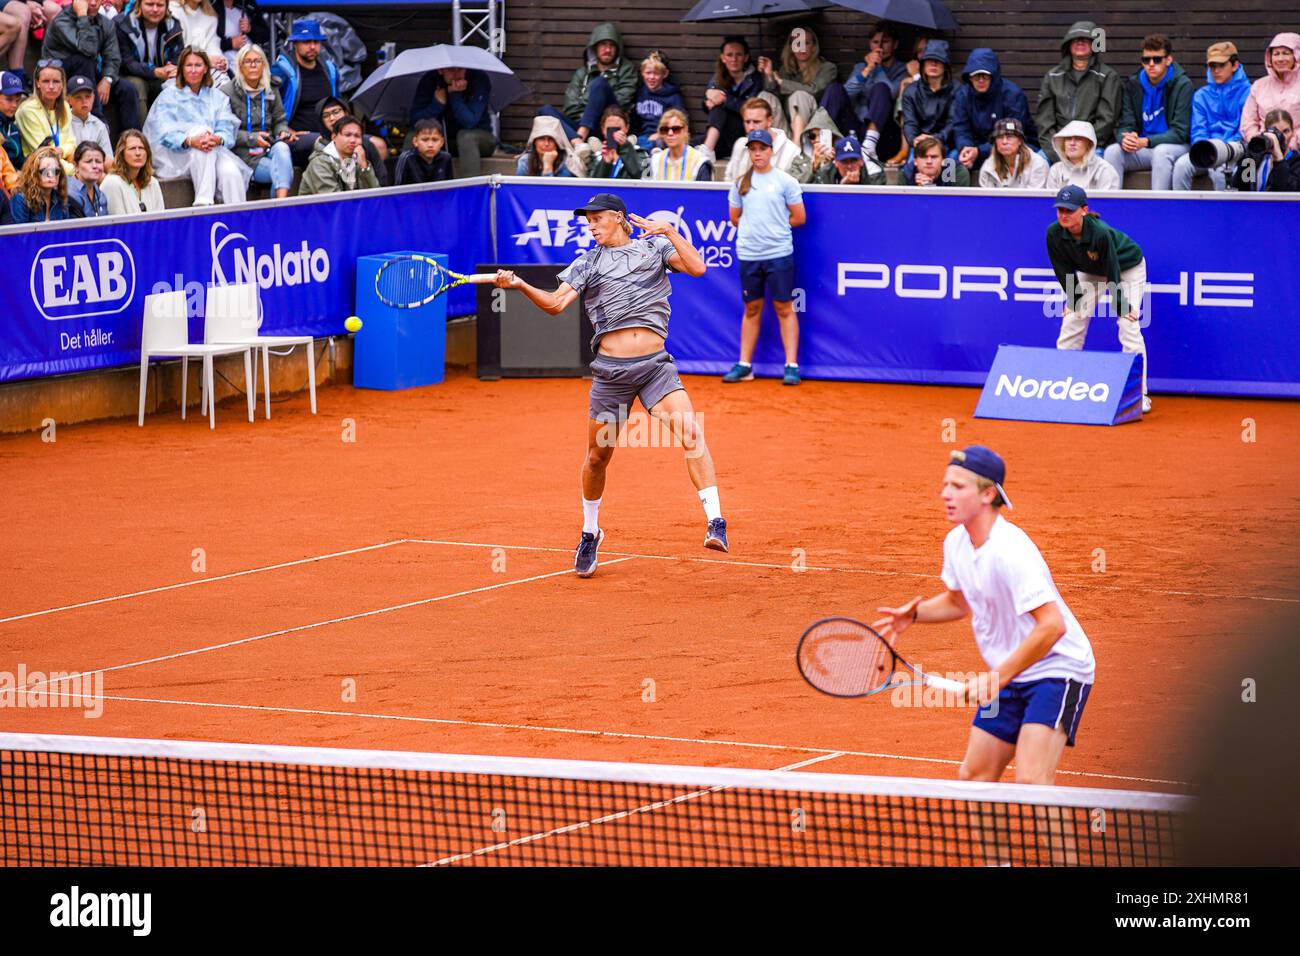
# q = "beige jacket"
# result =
<box><xmin>1045</xmin><ymin>120</ymin><xmax>1120</xmax><ymax>191</ymax></box>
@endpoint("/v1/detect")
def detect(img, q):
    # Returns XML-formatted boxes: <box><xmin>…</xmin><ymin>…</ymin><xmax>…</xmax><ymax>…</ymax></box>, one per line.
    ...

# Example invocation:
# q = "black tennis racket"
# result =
<box><xmin>796</xmin><ymin>617</ymin><xmax>966</xmax><ymax>698</ymax></box>
<box><xmin>373</xmin><ymin>255</ymin><xmax>496</xmax><ymax>309</ymax></box>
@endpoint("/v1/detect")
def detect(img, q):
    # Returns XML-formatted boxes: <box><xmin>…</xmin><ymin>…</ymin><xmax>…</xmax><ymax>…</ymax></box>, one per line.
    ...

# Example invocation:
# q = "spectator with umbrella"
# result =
<box><xmin>410</xmin><ymin>66</ymin><xmax>495</xmax><ymax>178</ymax></box>
<box><xmin>353</xmin><ymin>44</ymin><xmax>525</xmax><ymax>178</ymax></box>
<box><xmin>824</xmin><ymin>19</ymin><xmax>909</xmax><ymax>163</ymax></box>
<box><xmin>700</xmin><ymin>35</ymin><xmax>764</xmax><ymax>163</ymax></box>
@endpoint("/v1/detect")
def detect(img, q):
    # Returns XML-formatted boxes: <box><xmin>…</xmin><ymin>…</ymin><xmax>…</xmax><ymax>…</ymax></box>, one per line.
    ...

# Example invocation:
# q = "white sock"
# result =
<box><xmin>736</xmin><ymin>360</ymin><xmax>751</xmax><ymax>368</ymax></box>
<box><xmin>699</xmin><ymin>486</ymin><xmax>722</xmax><ymax>522</ymax></box>
<box><xmin>865</xmin><ymin>129</ymin><xmax>880</xmax><ymax>153</ymax></box>
<box><xmin>786</xmin><ymin>362</ymin><xmax>799</xmax><ymax>369</ymax></box>
<box><xmin>582</xmin><ymin>497</ymin><xmax>601</xmax><ymax>534</ymax></box>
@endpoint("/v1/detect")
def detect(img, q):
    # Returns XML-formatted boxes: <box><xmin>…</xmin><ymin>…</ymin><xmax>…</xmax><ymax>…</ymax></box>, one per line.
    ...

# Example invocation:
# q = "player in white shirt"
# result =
<box><xmin>874</xmin><ymin>445</ymin><xmax>1095</xmax><ymax>785</ymax></box>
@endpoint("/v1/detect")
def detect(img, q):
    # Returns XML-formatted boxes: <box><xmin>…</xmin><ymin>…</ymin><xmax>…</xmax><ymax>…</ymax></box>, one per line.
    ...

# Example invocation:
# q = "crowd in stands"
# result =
<box><xmin>1</xmin><ymin>9</ymin><xmax>1298</xmax><ymax>224</ymax></box>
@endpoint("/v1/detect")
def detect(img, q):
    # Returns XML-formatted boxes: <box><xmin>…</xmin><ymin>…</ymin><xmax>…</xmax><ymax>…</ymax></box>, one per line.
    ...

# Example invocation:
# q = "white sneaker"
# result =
<box><xmin>1142</xmin><ymin>395</ymin><xmax>1152</xmax><ymax>414</ymax></box>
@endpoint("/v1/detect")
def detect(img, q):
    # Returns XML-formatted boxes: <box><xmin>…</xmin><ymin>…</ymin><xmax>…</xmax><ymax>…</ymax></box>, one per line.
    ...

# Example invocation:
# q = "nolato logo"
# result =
<box><xmin>210</xmin><ymin>221</ymin><xmax>330</xmax><ymax>288</ymax></box>
<box><xmin>29</xmin><ymin>238</ymin><xmax>135</xmax><ymax>321</ymax></box>
<box><xmin>995</xmin><ymin>373</ymin><xmax>1110</xmax><ymax>402</ymax></box>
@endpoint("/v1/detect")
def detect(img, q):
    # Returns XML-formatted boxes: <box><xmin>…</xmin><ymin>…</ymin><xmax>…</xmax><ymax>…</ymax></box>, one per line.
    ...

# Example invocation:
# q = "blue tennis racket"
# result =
<box><xmin>373</xmin><ymin>255</ymin><xmax>496</xmax><ymax>309</ymax></box>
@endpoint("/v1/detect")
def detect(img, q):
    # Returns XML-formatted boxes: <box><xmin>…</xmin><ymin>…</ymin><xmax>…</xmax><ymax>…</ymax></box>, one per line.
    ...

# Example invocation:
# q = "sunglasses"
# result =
<box><xmin>36</xmin><ymin>59</ymin><xmax>64</xmax><ymax>70</ymax></box>
<box><xmin>1141</xmin><ymin>55</ymin><xmax>1168</xmax><ymax>64</ymax></box>
<box><xmin>658</xmin><ymin>125</ymin><xmax>684</xmax><ymax>134</ymax></box>
<box><xmin>38</xmin><ymin>166</ymin><xmax>60</xmax><ymax>177</ymax></box>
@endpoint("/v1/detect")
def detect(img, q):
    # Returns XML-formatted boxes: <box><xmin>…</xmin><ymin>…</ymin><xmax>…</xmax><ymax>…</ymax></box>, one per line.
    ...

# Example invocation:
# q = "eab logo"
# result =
<box><xmin>29</xmin><ymin>238</ymin><xmax>136</xmax><ymax>321</ymax></box>
<box><xmin>995</xmin><ymin>373</ymin><xmax>1110</xmax><ymax>402</ymax></box>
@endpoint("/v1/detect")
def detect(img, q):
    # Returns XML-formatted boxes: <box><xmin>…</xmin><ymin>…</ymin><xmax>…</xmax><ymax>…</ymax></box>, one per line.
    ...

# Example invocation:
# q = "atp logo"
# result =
<box><xmin>29</xmin><ymin>238</ymin><xmax>136</xmax><ymax>321</ymax></box>
<box><xmin>512</xmin><ymin>205</ymin><xmax>698</xmax><ymax>248</ymax></box>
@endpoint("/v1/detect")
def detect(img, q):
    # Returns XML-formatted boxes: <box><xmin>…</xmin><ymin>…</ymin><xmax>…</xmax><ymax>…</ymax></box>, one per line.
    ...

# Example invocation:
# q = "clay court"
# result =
<box><xmin>2</xmin><ymin>371</ymin><xmax>1298</xmax><ymax>797</ymax></box>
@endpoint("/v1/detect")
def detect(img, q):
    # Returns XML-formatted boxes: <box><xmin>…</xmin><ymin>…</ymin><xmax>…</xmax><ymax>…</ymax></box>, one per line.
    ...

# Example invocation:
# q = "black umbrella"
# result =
<box><xmin>681</xmin><ymin>0</ymin><xmax>833</xmax><ymax>22</ymax></box>
<box><xmin>351</xmin><ymin>45</ymin><xmax>528</xmax><ymax>124</ymax></box>
<box><xmin>826</xmin><ymin>0</ymin><xmax>958</xmax><ymax>31</ymax></box>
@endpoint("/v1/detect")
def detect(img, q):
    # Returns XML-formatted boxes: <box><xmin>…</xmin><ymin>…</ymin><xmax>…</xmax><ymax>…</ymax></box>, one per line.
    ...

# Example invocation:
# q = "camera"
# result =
<box><xmin>1246</xmin><ymin>127</ymin><xmax>1287</xmax><ymax>154</ymax></box>
<box><xmin>1188</xmin><ymin>137</ymin><xmax>1247</xmax><ymax>169</ymax></box>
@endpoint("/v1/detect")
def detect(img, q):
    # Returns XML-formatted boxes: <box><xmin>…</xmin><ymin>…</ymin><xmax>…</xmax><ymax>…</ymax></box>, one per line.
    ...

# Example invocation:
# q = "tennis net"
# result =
<box><xmin>0</xmin><ymin>733</ymin><xmax>1191</xmax><ymax>866</ymax></box>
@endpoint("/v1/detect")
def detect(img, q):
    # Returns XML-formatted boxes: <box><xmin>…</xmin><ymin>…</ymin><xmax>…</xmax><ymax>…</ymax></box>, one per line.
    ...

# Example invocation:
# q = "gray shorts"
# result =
<box><xmin>588</xmin><ymin>350</ymin><xmax>684</xmax><ymax>423</ymax></box>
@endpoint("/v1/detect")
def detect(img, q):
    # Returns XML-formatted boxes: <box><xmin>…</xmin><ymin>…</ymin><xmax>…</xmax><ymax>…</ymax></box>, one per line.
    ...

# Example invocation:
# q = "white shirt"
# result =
<box><xmin>169</xmin><ymin>1</ymin><xmax>223</xmax><ymax>61</ymax></box>
<box><xmin>940</xmin><ymin>514</ymin><xmax>1095</xmax><ymax>684</ymax></box>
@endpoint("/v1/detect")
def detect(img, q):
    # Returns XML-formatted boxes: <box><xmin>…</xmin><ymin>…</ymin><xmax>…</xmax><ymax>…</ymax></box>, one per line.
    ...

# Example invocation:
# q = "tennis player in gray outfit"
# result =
<box><xmin>492</xmin><ymin>192</ymin><xmax>728</xmax><ymax>577</ymax></box>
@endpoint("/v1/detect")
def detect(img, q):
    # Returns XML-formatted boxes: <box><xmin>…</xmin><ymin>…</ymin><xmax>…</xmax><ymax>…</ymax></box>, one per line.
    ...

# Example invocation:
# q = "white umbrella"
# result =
<box><xmin>352</xmin><ymin>44</ymin><xmax>528</xmax><ymax>123</ymax></box>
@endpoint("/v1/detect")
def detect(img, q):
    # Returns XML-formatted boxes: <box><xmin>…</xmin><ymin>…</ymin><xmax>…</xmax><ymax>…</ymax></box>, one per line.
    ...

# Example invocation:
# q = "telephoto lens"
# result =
<box><xmin>1189</xmin><ymin>138</ymin><xmax>1248</xmax><ymax>169</ymax></box>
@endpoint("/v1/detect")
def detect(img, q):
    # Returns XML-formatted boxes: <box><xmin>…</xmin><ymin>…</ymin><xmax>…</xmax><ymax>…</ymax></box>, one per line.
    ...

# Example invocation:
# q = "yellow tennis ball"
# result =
<box><xmin>344</xmin><ymin>316</ymin><xmax>362</xmax><ymax>333</ymax></box>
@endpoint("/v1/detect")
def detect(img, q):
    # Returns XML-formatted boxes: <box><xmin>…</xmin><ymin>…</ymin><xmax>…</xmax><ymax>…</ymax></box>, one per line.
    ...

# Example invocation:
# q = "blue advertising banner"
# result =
<box><xmin>974</xmin><ymin>345</ymin><xmax>1143</xmax><ymax>426</ymax></box>
<box><xmin>0</xmin><ymin>183</ymin><xmax>491</xmax><ymax>383</ymax></box>
<box><xmin>494</xmin><ymin>179</ymin><xmax>1297</xmax><ymax>398</ymax></box>
<box><xmin>4</xmin><ymin>177</ymin><xmax>1295</xmax><ymax>397</ymax></box>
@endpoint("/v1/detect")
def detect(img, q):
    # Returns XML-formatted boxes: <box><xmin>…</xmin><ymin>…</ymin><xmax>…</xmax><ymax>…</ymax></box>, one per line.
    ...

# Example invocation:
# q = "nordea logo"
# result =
<box><xmin>994</xmin><ymin>373</ymin><xmax>1110</xmax><ymax>403</ymax></box>
<box><xmin>29</xmin><ymin>238</ymin><xmax>136</xmax><ymax>321</ymax></box>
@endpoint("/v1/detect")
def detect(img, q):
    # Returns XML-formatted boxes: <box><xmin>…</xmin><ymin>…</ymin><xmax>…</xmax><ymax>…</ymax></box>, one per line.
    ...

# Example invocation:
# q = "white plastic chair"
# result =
<box><xmin>138</xmin><ymin>290</ymin><xmax>254</xmax><ymax>429</ymax></box>
<box><xmin>204</xmin><ymin>283</ymin><xmax>316</xmax><ymax>419</ymax></box>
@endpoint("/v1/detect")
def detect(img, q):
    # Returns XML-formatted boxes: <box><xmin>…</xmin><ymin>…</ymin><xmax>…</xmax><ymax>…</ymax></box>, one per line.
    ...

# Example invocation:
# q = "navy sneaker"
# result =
<box><xmin>704</xmin><ymin>517</ymin><xmax>729</xmax><ymax>552</ymax></box>
<box><xmin>575</xmin><ymin>528</ymin><xmax>603</xmax><ymax>577</ymax></box>
<box><xmin>721</xmin><ymin>363</ymin><xmax>754</xmax><ymax>383</ymax></box>
<box><xmin>783</xmin><ymin>364</ymin><xmax>801</xmax><ymax>386</ymax></box>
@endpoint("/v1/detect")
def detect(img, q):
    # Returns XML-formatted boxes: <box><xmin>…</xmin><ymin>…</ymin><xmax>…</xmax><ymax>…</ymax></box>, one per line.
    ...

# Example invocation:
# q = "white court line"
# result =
<box><xmin>0</xmin><ymin>539</ymin><xmax>413</xmax><ymax>625</ymax></box>
<box><xmin>58</xmin><ymin>692</ymin><xmax>1188</xmax><ymax>788</ymax></box>
<box><xmin>406</xmin><ymin>538</ymin><xmax>1300</xmax><ymax>605</ymax></box>
<box><xmin>424</xmin><ymin>751</ymin><xmax>848</xmax><ymax>866</ymax></box>
<box><xmin>22</xmin><ymin>558</ymin><xmax>635</xmax><ymax>691</ymax></box>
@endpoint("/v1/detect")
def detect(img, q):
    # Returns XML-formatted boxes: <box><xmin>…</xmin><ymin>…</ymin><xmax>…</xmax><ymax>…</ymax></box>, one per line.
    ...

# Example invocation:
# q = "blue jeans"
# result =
<box><xmin>251</xmin><ymin>141</ymin><xmax>293</xmax><ymax>192</ymax></box>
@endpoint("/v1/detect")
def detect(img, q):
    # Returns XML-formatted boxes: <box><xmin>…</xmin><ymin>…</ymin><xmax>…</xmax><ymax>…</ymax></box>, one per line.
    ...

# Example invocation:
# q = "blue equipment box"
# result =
<box><xmin>353</xmin><ymin>250</ymin><xmax>447</xmax><ymax>390</ymax></box>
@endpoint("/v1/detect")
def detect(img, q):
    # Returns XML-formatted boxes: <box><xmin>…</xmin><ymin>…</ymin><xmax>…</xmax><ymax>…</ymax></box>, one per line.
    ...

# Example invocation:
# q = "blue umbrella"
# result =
<box><xmin>351</xmin><ymin>44</ymin><xmax>529</xmax><ymax>123</ymax></box>
<box><xmin>826</xmin><ymin>0</ymin><xmax>957</xmax><ymax>31</ymax></box>
<box><xmin>681</xmin><ymin>0</ymin><xmax>833</xmax><ymax>22</ymax></box>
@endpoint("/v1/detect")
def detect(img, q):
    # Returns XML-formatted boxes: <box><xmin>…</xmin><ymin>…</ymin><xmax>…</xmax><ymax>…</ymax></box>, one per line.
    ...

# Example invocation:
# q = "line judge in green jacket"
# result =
<box><xmin>1046</xmin><ymin>185</ymin><xmax>1152</xmax><ymax>413</ymax></box>
<box><xmin>1102</xmin><ymin>34</ymin><xmax>1194</xmax><ymax>189</ymax></box>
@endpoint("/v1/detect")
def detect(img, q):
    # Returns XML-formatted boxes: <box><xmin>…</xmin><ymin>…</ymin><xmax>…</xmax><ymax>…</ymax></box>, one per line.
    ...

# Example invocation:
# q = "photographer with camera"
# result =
<box><xmin>1230</xmin><ymin>109</ymin><xmax>1298</xmax><ymax>191</ymax></box>
<box><xmin>1174</xmin><ymin>42</ymin><xmax>1251</xmax><ymax>191</ymax></box>
<box><xmin>1241</xmin><ymin>34</ymin><xmax>1300</xmax><ymax>154</ymax></box>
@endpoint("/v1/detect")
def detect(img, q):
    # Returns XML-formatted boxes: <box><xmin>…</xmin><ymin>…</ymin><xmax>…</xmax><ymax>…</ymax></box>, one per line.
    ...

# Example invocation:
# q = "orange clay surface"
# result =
<box><xmin>2</xmin><ymin>370</ymin><xmax>1299</xmax><ymax>793</ymax></box>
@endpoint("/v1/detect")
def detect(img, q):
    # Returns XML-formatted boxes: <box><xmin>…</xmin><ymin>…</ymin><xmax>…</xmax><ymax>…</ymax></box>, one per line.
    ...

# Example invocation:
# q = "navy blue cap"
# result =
<box><xmin>835</xmin><ymin>134</ymin><xmax>862</xmax><ymax>162</ymax></box>
<box><xmin>66</xmin><ymin>74</ymin><xmax>94</xmax><ymax>96</ymax></box>
<box><xmin>949</xmin><ymin>445</ymin><xmax>1014</xmax><ymax>509</ymax></box>
<box><xmin>0</xmin><ymin>71</ymin><xmax>23</xmax><ymax>96</ymax></box>
<box><xmin>1054</xmin><ymin>184</ymin><xmax>1088</xmax><ymax>210</ymax></box>
<box><xmin>920</xmin><ymin>39</ymin><xmax>951</xmax><ymax>65</ymax></box>
<box><xmin>745</xmin><ymin>128</ymin><xmax>774</xmax><ymax>148</ymax></box>
<box><xmin>573</xmin><ymin>192</ymin><xmax>627</xmax><ymax>217</ymax></box>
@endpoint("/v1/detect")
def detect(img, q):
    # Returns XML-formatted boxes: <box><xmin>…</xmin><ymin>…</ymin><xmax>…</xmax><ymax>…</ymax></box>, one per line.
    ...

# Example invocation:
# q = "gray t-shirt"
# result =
<box><xmin>557</xmin><ymin>236</ymin><xmax>676</xmax><ymax>350</ymax></box>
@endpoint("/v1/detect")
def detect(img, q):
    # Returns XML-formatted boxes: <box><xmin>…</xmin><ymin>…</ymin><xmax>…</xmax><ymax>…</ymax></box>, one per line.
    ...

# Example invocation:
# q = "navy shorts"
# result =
<box><xmin>739</xmin><ymin>254</ymin><xmax>795</xmax><ymax>303</ymax></box>
<box><xmin>973</xmin><ymin>677</ymin><xmax>1092</xmax><ymax>748</ymax></box>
